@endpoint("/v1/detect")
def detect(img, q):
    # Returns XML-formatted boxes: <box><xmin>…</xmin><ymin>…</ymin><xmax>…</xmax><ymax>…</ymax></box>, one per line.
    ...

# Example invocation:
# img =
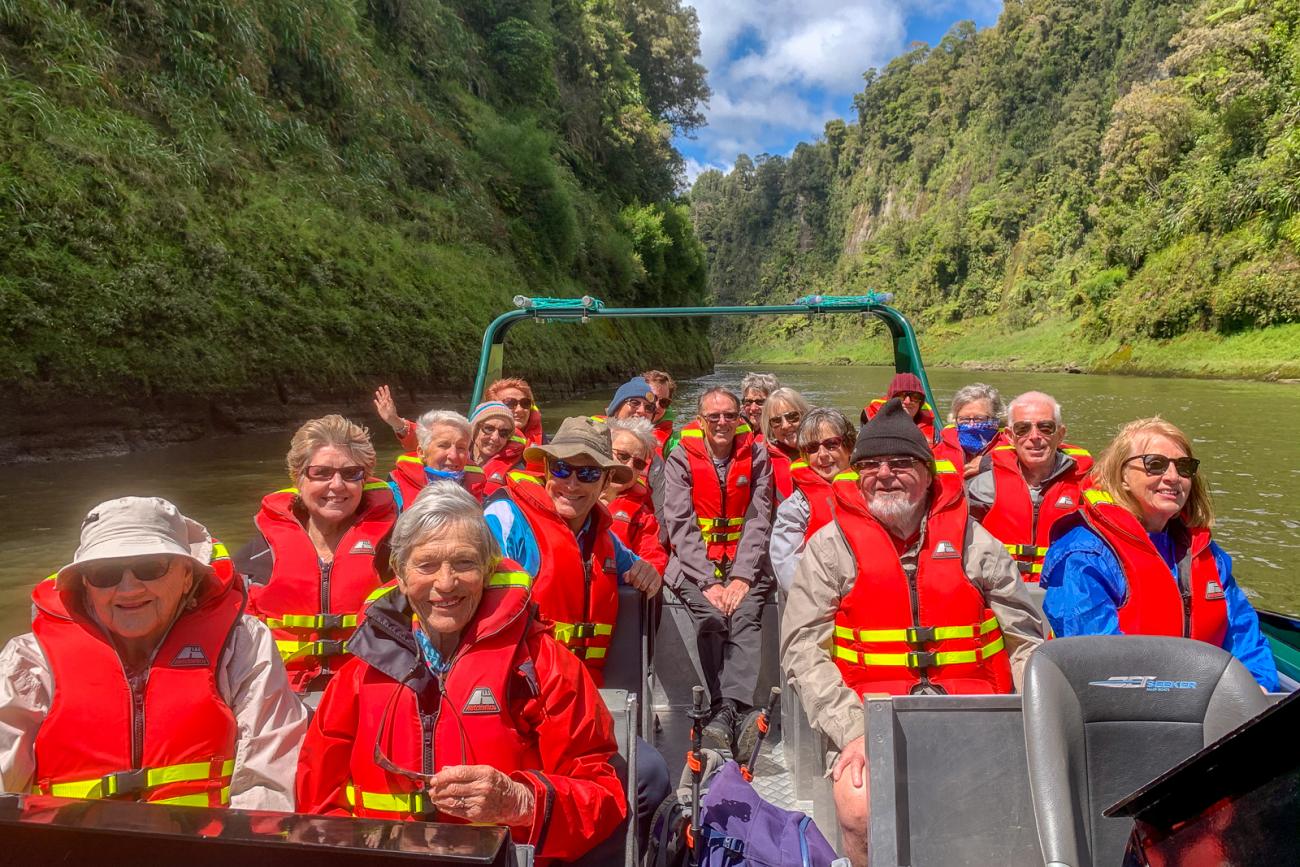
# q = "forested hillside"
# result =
<box><xmin>1</xmin><ymin>0</ymin><xmax>712</xmax><ymax>409</ymax></box>
<box><xmin>691</xmin><ymin>0</ymin><xmax>1300</xmax><ymax>377</ymax></box>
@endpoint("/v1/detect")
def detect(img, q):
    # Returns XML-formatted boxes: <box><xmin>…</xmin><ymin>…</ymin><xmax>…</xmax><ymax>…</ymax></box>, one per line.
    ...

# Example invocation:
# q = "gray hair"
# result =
<box><xmin>761</xmin><ymin>387</ymin><xmax>811</xmax><ymax>438</ymax></box>
<box><xmin>606</xmin><ymin>416</ymin><xmax>657</xmax><ymax>455</ymax></box>
<box><xmin>947</xmin><ymin>383</ymin><xmax>1005</xmax><ymax>424</ymax></box>
<box><xmin>696</xmin><ymin>387</ymin><xmax>741</xmax><ymax>415</ymax></box>
<box><xmin>388</xmin><ymin>481</ymin><xmax>500</xmax><ymax>577</ymax></box>
<box><xmin>1007</xmin><ymin>391</ymin><xmax>1063</xmax><ymax>425</ymax></box>
<box><xmin>739</xmin><ymin>372</ymin><xmax>780</xmax><ymax>398</ymax></box>
<box><xmin>415</xmin><ymin>409</ymin><xmax>471</xmax><ymax>452</ymax></box>
<box><xmin>797</xmin><ymin>407</ymin><xmax>856</xmax><ymax>453</ymax></box>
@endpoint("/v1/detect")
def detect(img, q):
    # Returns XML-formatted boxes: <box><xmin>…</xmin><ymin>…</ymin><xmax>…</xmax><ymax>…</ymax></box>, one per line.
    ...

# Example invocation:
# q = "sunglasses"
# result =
<box><xmin>896</xmin><ymin>392</ymin><xmax>925</xmax><ymax>402</ymax></box>
<box><xmin>806</xmin><ymin>436</ymin><xmax>845</xmax><ymax>454</ymax></box>
<box><xmin>703</xmin><ymin>411</ymin><xmax>741</xmax><ymax>424</ymax></box>
<box><xmin>612</xmin><ymin>449</ymin><xmax>649</xmax><ymax>472</ymax></box>
<box><xmin>1010</xmin><ymin>420</ymin><xmax>1059</xmax><ymax>438</ymax></box>
<box><xmin>477</xmin><ymin>423</ymin><xmax>513</xmax><ymax>439</ymax></box>
<box><xmin>741</xmin><ymin>397</ymin><xmax>767</xmax><ymax>407</ymax></box>
<box><xmin>655</xmin><ymin>397</ymin><xmax>673</xmax><ymax>410</ymax></box>
<box><xmin>774</xmin><ymin>411</ymin><xmax>801</xmax><ymax>425</ymax></box>
<box><xmin>304</xmin><ymin>465</ymin><xmax>366</xmax><ymax>482</ymax></box>
<box><xmin>499</xmin><ymin>398</ymin><xmax>532</xmax><ymax>410</ymax></box>
<box><xmin>549</xmin><ymin>460</ymin><xmax>605</xmax><ymax>483</ymax></box>
<box><xmin>854</xmin><ymin>457</ymin><xmax>921</xmax><ymax>474</ymax></box>
<box><xmin>82</xmin><ymin>556</ymin><xmax>176</xmax><ymax>589</ymax></box>
<box><xmin>1125</xmin><ymin>454</ymin><xmax>1200</xmax><ymax>478</ymax></box>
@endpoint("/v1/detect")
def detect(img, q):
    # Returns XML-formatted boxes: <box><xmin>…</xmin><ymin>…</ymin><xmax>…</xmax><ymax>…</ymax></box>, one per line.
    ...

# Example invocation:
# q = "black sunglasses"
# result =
<box><xmin>854</xmin><ymin>457</ymin><xmax>921</xmax><ymax>474</ymax></box>
<box><xmin>549</xmin><ymin>460</ymin><xmax>605</xmax><ymax>483</ymax></box>
<box><xmin>612</xmin><ymin>449</ymin><xmax>649</xmax><ymax>472</ymax></box>
<box><xmin>1125</xmin><ymin>454</ymin><xmax>1200</xmax><ymax>478</ymax></box>
<box><xmin>703</xmin><ymin>411</ymin><xmax>740</xmax><ymax>424</ymax></box>
<box><xmin>654</xmin><ymin>397</ymin><xmax>673</xmax><ymax>409</ymax></box>
<box><xmin>499</xmin><ymin>398</ymin><xmax>531</xmax><ymax>410</ymax></box>
<box><xmin>1011</xmin><ymin>420</ymin><xmax>1059</xmax><ymax>438</ymax></box>
<box><xmin>741</xmin><ymin>397</ymin><xmax>767</xmax><ymax>407</ymax></box>
<box><xmin>83</xmin><ymin>556</ymin><xmax>176</xmax><ymax>589</ymax></box>
<box><xmin>477</xmin><ymin>423</ymin><xmax>513</xmax><ymax>439</ymax></box>
<box><xmin>806</xmin><ymin>436</ymin><xmax>845</xmax><ymax>454</ymax></box>
<box><xmin>304</xmin><ymin>465</ymin><xmax>366</xmax><ymax>482</ymax></box>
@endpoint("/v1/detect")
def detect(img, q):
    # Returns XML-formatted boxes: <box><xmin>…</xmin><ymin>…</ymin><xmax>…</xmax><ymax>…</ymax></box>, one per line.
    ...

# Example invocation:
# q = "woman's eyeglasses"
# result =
<box><xmin>703</xmin><ymin>411</ymin><xmax>740</xmax><ymax>424</ymax></box>
<box><xmin>83</xmin><ymin>556</ymin><xmax>175</xmax><ymax>589</ymax></box>
<box><xmin>1125</xmin><ymin>454</ymin><xmax>1200</xmax><ymax>478</ymax></box>
<box><xmin>1010</xmin><ymin>420</ymin><xmax>1059</xmax><ymax>438</ymax></box>
<box><xmin>774</xmin><ymin>411</ymin><xmax>801</xmax><ymax>425</ymax></box>
<box><xmin>548</xmin><ymin>460</ymin><xmax>605</xmax><ymax>483</ymax></box>
<box><xmin>956</xmin><ymin>415</ymin><xmax>996</xmax><ymax>426</ymax></box>
<box><xmin>854</xmin><ymin>457</ymin><xmax>921</xmax><ymax>474</ymax></box>
<box><xmin>304</xmin><ymin>465</ymin><xmax>366</xmax><ymax>482</ymax></box>
<box><xmin>499</xmin><ymin>398</ymin><xmax>531</xmax><ymax>410</ymax></box>
<box><xmin>477</xmin><ymin>423</ymin><xmax>513</xmax><ymax>439</ymax></box>
<box><xmin>741</xmin><ymin>397</ymin><xmax>767</xmax><ymax>407</ymax></box>
<box><xmin>612</xmin><ymin>449</ymin><xmax>649</xmax><ymax>472</ymax></box>
<box><xmin>806</xmin><ymin>436</ymin><xmax>845</xmax><ymax>454</ymax></box>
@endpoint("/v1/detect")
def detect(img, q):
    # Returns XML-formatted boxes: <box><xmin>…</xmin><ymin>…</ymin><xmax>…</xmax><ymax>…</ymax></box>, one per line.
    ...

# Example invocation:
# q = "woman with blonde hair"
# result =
<box><xmin>1041</xmin><ymin>417</ymin><xmax>1277</xmax><ymax>689</ymax></box>
<box><xmin>760</xmin><ymin>386</ymin><xmax>812</xmax><ymax>503</ymax></box>
<box><xmin>236</xmin><ymin>414</ymin><xmax>396</xmax><ymax>695</ymax></box>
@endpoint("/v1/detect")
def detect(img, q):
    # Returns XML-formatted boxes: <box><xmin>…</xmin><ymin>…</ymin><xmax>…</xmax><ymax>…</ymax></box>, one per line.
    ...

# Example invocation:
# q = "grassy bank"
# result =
<box><xmin>721</xmin><ymin>317</ymin><xmax>1300</xmax><ymax>382</ymax></box>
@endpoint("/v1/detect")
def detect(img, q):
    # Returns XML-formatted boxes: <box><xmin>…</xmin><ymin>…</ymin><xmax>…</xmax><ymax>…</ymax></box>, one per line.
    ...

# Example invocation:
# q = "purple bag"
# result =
<box><xmin>697</xmin><ymin>760</ymin><xmax>838</xmax><ymax>866</ymax></box>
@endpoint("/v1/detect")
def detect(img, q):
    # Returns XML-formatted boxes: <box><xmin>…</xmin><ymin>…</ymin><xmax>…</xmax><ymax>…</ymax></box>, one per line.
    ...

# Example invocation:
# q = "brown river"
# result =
<box><xmin>1</xmin><ymin>364</ymin><xmax>1297</xmax><ymax>642</ymax></box>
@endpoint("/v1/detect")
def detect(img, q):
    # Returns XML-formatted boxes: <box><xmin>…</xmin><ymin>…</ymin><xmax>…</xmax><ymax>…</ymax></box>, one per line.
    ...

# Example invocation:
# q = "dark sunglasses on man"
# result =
<box><xmin>82</xmin><ymin>556</ymin><xmax>176</xmax><ymax>589</ymax></box>
<box><xmin>703</xmin><ymin>411</ymin><xmax>740</xmax><ymax>424</ymax></box>
<box><xmin>1124</xmin><ymin>454</ymin><xmax>1200</xmax><ymax>478</ymax></box>
<box><xmin>1010</xmin><ymin>420</ymin><xmax>1059</xmax><ymax>438</ymax></box>
<box><xmin>854</xmin><ymin>457</ymin><xmax>921</xmax><ymax>474</ymax></box>
<box><xmin>548</xmin><ymin>460</ymin><xmax>605</xmax><ymax>483</ymax></box>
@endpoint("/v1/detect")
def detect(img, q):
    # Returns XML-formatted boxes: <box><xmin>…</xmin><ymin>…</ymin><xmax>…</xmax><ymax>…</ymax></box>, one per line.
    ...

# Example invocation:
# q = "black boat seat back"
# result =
<box><xmin>601</xmin><ymin>583</ymin><xmax>647</xmax><ymax>699</ymax></box>
<box><xmin>1023</xmin><ymin>636</ymin><xmax>1270</xmax><ymax>867</ymax></box>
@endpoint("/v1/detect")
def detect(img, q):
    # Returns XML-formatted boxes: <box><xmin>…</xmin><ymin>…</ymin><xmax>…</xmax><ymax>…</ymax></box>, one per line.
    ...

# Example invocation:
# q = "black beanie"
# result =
<box><xmin>851</xmin><ymin>397</ymin><xmax>934</xmax><ymax>465</ymax></box>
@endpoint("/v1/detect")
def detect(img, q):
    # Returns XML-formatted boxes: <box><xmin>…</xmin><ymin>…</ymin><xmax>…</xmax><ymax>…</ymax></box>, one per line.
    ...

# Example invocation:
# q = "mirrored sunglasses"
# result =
<box><xmin>549</xmin><ymin>460</ymin><xmax>605</xmax><ymax>483</ymax></box>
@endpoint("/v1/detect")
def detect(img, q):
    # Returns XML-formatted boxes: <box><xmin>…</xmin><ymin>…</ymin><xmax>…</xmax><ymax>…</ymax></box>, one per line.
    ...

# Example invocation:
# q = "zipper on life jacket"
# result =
<box><xmin>130</xmin><ymin>672</ymin><xmax>147</xmax><ymax>770</ymax></box>
<box><xmin>320</xmin><ymin>559</ymin><xmax>333</xmax><ymax>674</ymax></box>
<box><xmin>903</xmin><ymin>559</ymin><xmax>937</xmax><ymax>694</ymax></box>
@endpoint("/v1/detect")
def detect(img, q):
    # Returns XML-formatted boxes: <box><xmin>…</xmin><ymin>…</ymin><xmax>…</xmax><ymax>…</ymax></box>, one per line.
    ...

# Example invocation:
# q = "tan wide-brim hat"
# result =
<box><xmin>55</xmin><ymin>497</ymin><xmax>215</xmax><ymax>591</ymax></box>
<box><xmin>524</xmin><ymin>416</ymin><xmax>635</xmax><ymax>486</ymax></box>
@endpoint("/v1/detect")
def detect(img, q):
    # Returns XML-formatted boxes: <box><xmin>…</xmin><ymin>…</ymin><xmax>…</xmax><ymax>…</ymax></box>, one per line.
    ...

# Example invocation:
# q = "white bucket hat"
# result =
<box><xmin>55</xmin><ymin>497</ymin><xmax>215</xmax><ymax>591</ymax></box>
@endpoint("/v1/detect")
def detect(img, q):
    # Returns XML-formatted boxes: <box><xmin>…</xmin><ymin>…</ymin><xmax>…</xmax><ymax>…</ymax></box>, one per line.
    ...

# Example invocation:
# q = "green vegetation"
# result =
<box><xmin>691</xmin><ymin>0</ymin><xmax>1300</xmax><ymax>378</ymax></box>
<box><xmin>0</xmin><ymin>0</ymin><xmax>713</xmax><ymax>403</ymax></box>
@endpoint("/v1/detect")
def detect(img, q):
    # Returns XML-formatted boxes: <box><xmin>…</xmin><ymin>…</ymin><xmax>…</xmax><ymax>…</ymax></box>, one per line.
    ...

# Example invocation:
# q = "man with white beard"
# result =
<box><xmin>780</xmin><ymin>398</ymin><xmax>1047</xmax><ymax>866</ymax></box>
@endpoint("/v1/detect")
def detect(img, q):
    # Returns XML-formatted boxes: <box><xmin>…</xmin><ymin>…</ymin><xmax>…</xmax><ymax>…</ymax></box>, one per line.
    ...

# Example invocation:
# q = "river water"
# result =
<box><xmin>1</xmin><ymin>364</ymin><xmax>1297</xmax><ymax>641</ymax></box>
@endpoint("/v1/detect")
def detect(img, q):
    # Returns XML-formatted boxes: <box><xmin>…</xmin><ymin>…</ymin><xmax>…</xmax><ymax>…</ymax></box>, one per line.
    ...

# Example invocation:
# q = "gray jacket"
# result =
<box><xmin>769</xmin><ymin>490</ymin><xmax>810</xmax><ymax>594</ymax></box>
<box><xmin>966</xmin><ymin>450</ymin><xmax>1079</xmax><ymax>521</ymax></box>
<box><xmin>662</xmin><ymin>437</ymin><xmax>774</xmax><ymax>589</ymax></box>
<box><xmin>780</xmin><ymin>516</ymin><xmax>1048</xmax><ymax>751</ymax></box>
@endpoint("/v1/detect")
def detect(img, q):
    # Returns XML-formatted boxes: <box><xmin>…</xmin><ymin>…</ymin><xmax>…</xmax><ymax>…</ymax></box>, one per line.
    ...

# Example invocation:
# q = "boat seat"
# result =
<box><xmin>1023</xmin><ymin>635</ymin><xmax>1271</xmax><ymax>867</ymax></box>
<box><xmin>602</xmin><ymin>584</ymin><xmax>649</xmax><ymax>720</ymax></box>
<box><xmin>562</xmin><ymin>689</ymin><xmax>638</xmax><ymax>867</ymax></box>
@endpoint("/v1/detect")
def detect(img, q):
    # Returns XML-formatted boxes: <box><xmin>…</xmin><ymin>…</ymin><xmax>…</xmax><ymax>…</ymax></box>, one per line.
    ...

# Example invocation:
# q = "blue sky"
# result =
<box><xmin>677</xmin><ymin>0</ymin><xmax>1004</xmax><ymax>182</ymax></box>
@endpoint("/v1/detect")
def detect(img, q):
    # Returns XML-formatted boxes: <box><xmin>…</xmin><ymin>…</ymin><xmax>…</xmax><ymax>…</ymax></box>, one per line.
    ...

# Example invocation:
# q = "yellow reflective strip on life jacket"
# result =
<box><xmin>790</xmin><ymin>460</ymin><xmax>810</xmax><ymax>470</ymax></box>
<box><xmin>577</xmin><ymin>647</ymin><xmax>607</xmax><ymax>660</ymax></box>
<box><xmin>510</xmin><ymin>434</ymin><xmax>527</xmax><ymax>445</ymax></box>
<box><xmin>266</xmin><ymin>613</ymin><xmax>360</xmax><ymax>631</ymax></box>
<box><xmin>736</xmin><ymin>422</ymin><xmax>752</xmax><ymax>433</ymax></box>
<box><xmin>345</xmin><ymin>784</ymin><xmax>430</xmax><ymax>814</ymax></box>
<box><xmin>509</xmin><ymin>471</ymin><xmax>543</xmax><ymax>485</ymax></box>
<box><xmin>979</xmin><ymin>616</ymin><xmax>1000</xmax><ymax>635</ymax></box>
<box><xmin>681</xmin><ymin>429</ymin><xmax>704</xmax><ymax>439</ymax></box>
<box><xmin>487</xmin><ymin>570</ymin><xmax>533</xmax><ymax>590</ymax></box>
<box><xmin>1063</xmin><ymin>447</ymin><xmax>1091</xmax><ymax>457</ymax></box>
<box><xmin>833</xmin><ymin>621</ymin><xmax>992</xmax><ymax>643</ymax></box>
<box><xmin>366</xmin><ymin>584</ymin><xmax>397</xmax><ymax>603</ymax></box>
<box><xmin>43</xmin><ymin>573</ymin><xmax>57</xmax><ymax>584</ymax></box>
<box><xmin>276</xmin><ymin>487</ymin><xmax>299</xmax><ymax>495</ymax></box>
<box><xmin>833</xmin><ymin>470</ymin><xmax>860</xmax><ymax>482</ymax></box>
<box><xmin>275</xmin><ymin>639</ymin><xmax>349</xmax><ymax>662</ymax></box>
<box><xmin>44</xmin><ymin>759</ymin><xmax>235</xmax><ymax>800</ymax></box>
<box><xmin>396</xmin><ymin>454</ymin><xmax>423</xmax><ymax>465</ymax></box>
<box><xmin>1084</xmin><ymin>489</ymin><xmax>1114</xmax><ymax>506</ymax></box>
<box><xmin>833</xmin><ymin>633</ymin><xmax>1006</xmax><ymax>668</ymax></box>
<box><xmin>934</xmin><ymin>459</ymin><xmax>957</xmax><ymax>474</ymax></box>
<box><xmin>211</xmin><ymin>542</ymin><xmax>230</xmax><ymax>560</ymax></box>
<box><xmin>1005</xmin><ymin>544</ymin><xmax>1049</xmax><ymax>558</ymax></box>
<box><xmin>697</xmin><ymin>517</ymin><xmax>745</xmax><ymax>529</ymax></box>
<box><xmin>463</xmin><ymin>465</ymin><xmax>484</xmax><ymax>476</ymax></box>
<box><xmin>363</xmin><ymin>481</ymin><xmax>390</xmax><ymax>491</ymax></box>
<box><xmin>154</xmin><ymin>786</ymin><xmax>231</xmax><ymax>807</ymax></box>
<box><xmin>993</xmin><ymin>445</ymin><xmax>1016</xmax><ymax>452</ymax></box>
<box><xmin>552</xmin><ymin>621</ymin><xmax>615</xmax><ymax>644</ymax></box>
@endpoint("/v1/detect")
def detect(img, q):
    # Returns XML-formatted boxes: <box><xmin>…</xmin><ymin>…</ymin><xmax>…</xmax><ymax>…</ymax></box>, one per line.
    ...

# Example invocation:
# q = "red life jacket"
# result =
<box><xmin>863</xmin><ymin>397</ymin><xmax>937</xmax><ymax>442</ymax></box>
<box><xmin>481</xmin><ymin>434</ymin><xmax>527</xmax><ymax>496</ymax></box>
<box><xmin>521</xmin><ymin>404</ymin><xmax>544</xmax><ymax>445</ymax></box>
<box><xmin>768</xmin><ymin>442</ymin><xmax>798</xmax><ymax>503</ymax></box>
<box><xmin>653</xmin><ymin>418</ymin><xmax>673</xmax><ymax>456</ymax></box>
<box><xmin>789</xmin><ymin>461</ymin><xmax>861</xmax><ymax>541</ymax></box>
<box><xmin>977</xmin><ymin>444</ymin><xmax>1093</xmax><ymax>582</ymax></box>
<box><xmin>1066</xmin><ymin>489</ymin><xmax>1228</xmax><ymax>645</ymax></box>
<box><xmin>31</xmin><ymin>543</ymin><xmax>244</xmax><ymax>807</ymax></box>
<box><xmin>344</xmin><ymin>562</ymin><xmax>544</xmax><ymax>820</ymax></box>
<box><xmin>389</xmin><ymin>453</ymin><xmax>486</xmax><ymax>506</ymax></box>
<box><xmin>831</xmin><ymin>470</ymin><xmax>1013</xmax><ymax>696</ymax></box>
<box><xmin>678</xmin><ymin>421</ymin><xmax>756</xmax><ymax>566</ymax></box>
<box><xmin>247</xmin><ymin>483</ymin><xmax>396</xmax><ymax>690</ymax></box>
<box><xmin>607</xmin><ymin>477</ymin><xmax>668</xmax><ymax>575</ymax></box>
<box><xmin>507</xmin><ymin>472</ymin><xmax>620</xmax><ymax>686</ymax></box>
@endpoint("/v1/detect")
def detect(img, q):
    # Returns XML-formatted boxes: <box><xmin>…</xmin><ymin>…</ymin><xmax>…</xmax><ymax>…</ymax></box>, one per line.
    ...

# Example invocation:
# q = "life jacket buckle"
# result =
<box><xmin>905</xmin><ymin>650</ymin><xmax>937</xmax><ymax>670</ymax></box>
<box><xmin>315</xmin><ymin>639</ymin><xmax>347</xmax><ymax>656</ymax></box>
<box><xmin>905</xmin><ymin>626</ymin><xmax>936</xmax><ymax>645</ymax></box>
<box><xmin>571</xmin><ymin>622</ymin><xmax>599</xmax><ymax>639</ymax></box>
<box><xmin>316</xmin><ymin>613</ymin><xmax>346</xmax><ymax>631</ymax></box>
<box><xmin>102</xmin><ymin>768</ymin><xmax>148</xmax><ymax>798</ymax></box>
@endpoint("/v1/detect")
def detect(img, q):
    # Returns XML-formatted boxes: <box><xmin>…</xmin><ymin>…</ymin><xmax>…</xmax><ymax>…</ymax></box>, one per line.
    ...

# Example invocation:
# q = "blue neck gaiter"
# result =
<box><xmin>424</xmin><ymin>466</ymin><xmax>466</xmax><ymax>484</ymax></box>
<box><xmin>957</xmin><ymin>421</ymin><xmax>1000</xmax><ymax>456</ymax></box>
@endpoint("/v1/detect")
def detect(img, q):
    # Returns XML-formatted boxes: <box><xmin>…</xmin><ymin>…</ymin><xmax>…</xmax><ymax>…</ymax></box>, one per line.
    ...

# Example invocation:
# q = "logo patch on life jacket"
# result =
<box><xmin>613</xmin><ymin>510</ymin><xmax>631</xmax><ymax>522</ymax></box>
<box><xmin>462</xmin><ymin>686</ymin><xmax>501</xmax><ymax>715</ymax></box>
<box><xmin>736</xmin><ymin>475</ymin><xmax>749</xmax><ymax>486</ymax></box>
<box><xmin>490</xmin><ymin>471</ymin><xmax>504</xmax><ymax>482</ymax></box>
<box><xmin>1205</xmin><ymin>580</ymin><xmax>1225</xmax><ymax>600</ymax></box>
<box><xmin>932</xmin><ymin>540</ymin><xmax>959</xmax><ymax>559</ymax></box>
<box><xmin>170</xmin><ymin>645</ymin><xmax>210</xmax><ymax>667</ymax></box>
<box><xmin>349</xmin><ymin>539</ymin><xmax>375</xmax><ymax>554</ymax></box>
<box><xmin>1054</xmin><ymin>495</ymin><xmax>1075</xmax><ymax>509</ymax></box>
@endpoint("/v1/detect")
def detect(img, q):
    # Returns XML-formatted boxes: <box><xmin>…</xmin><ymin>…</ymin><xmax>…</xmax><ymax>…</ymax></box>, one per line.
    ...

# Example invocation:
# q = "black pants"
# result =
<box><xmin>675</xmin><ymin>576</ymin><xmax>772</xmax><ymax>709</ymax></box>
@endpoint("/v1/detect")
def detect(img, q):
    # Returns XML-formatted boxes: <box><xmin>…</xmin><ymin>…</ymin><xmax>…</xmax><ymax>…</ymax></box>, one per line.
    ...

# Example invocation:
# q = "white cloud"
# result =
<box><xmin>682</xmin><ymin>1</ymin><xmax>1001</xmax><ymax>168</ymax></box>
<box><xmin>682</xmin><ymin>156</ymin><xmax>732</xmax><ymax>186</ymax></box>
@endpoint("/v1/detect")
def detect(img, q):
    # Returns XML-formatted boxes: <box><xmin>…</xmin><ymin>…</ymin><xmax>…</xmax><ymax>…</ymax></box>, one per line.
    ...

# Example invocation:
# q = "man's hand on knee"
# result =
<box><xmin>832</xmin><ymin>736</ymin><xmax>867</xmax><ymax>789</ymax></box>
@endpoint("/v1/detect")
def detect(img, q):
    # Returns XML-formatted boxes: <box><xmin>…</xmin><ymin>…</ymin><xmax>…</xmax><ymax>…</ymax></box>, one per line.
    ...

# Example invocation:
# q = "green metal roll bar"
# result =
<box><xmin>469</xmin><ymin>293</ymin><xmax>940</xmax><ymax>437</ymax></box>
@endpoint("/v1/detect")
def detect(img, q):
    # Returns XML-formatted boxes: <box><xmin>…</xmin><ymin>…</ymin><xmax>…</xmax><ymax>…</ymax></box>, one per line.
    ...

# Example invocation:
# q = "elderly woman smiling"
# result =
<box><xmin>389</xmin><ymin>409</ymin><xmax>485</xmax><ymax>507</ymax></box>
<box><xmin>0</xmin><ymin>497</ymin><xmax>306</xmax><ymax>809</ymax></box>
<box><xmin>296</xmin><ymin>482</ymin><xmax>626</xmax><ymax>862</ymax></box>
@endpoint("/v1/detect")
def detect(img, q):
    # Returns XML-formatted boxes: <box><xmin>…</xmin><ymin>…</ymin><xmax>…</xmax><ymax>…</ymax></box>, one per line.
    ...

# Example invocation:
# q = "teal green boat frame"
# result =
<box><xmin>469</xmin><ymin>294</ymin><xmax>939</xmax><ymax>425</ymax></box>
